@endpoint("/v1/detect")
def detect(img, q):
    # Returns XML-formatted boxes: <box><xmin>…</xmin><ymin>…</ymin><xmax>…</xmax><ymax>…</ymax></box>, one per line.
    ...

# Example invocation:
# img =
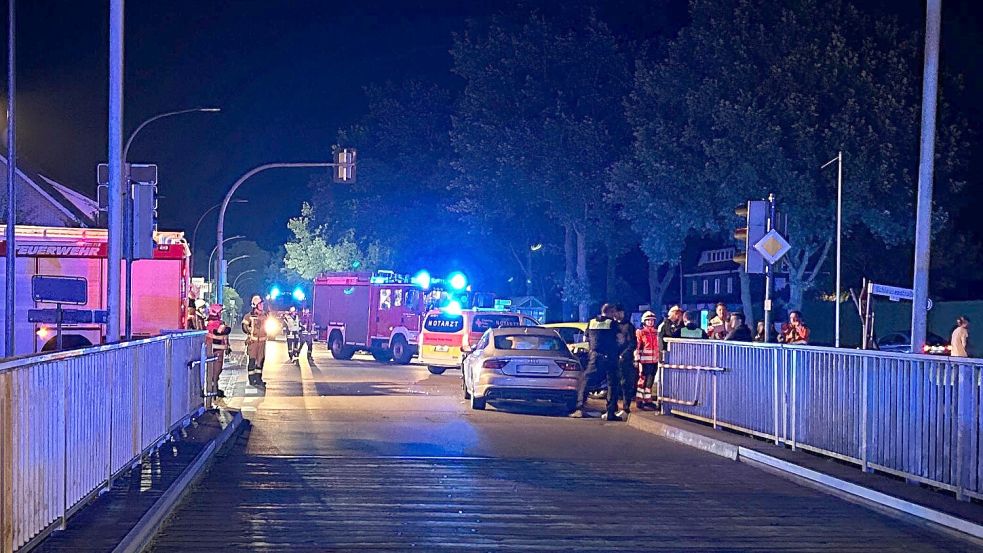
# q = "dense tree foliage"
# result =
<box><xmin>619</xmin><ymin>0</ymin><xmax>967</xmax><ymax>310</ymax></box>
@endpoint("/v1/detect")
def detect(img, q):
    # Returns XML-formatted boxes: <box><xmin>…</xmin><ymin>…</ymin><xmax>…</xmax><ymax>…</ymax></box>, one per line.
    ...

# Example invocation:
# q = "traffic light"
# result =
<box><xmin>130</xmin><ymin>182</ymin><xmax>158</xmax><ymax>259</ymax></box>
<box><xmin>334</xmin><ymin>148</ymin><xmax>357</xmax><ymax>183</ymax></box>
<box><xmin>734</xmin><ymin>200</ymin><xmax>768</xmax><ymax>274</ymax></box>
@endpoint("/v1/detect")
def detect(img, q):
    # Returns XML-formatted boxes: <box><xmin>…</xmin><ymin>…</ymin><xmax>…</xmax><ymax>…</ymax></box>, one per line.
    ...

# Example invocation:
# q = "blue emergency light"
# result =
<box><xmin>448</xmin><ymin>272</ymin><xmax>467</xmax><ymax>291</ymax></box>
<box><xmin>293</xmin><ymin>287</ymin><xmax>306</xmax><ymax>301</ymax></box>
<box><xmin>270</xmin><ymin>286</ymin><xmax>282</xmax><ymax>300</ymax></box>
<box><xmin>412</xmin><ymin>270</ymin><xmax>432</xmax><ymax>290</ymax></box>
<box><xmin>445</xmin><ymin>300</ymin><xmax>463</xmax><ymax>315</ymax></box>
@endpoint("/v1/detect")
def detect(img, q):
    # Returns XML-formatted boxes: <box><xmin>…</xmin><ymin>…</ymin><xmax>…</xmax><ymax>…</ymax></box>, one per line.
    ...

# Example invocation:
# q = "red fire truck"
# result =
<box><xmin>312</xmin><ymin>270</ymin><xmax>488</xmax><ymax>365</ymax></box>
<box><xmin>0</xmin><ymin>225</ymin><xmax>192</xmax><ymax>355</ymax></box>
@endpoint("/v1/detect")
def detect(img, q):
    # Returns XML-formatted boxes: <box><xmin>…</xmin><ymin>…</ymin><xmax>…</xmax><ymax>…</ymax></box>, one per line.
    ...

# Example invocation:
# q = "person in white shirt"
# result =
<box><xmin>951</xmin><ymin>316</ymin><xmax>970</xmax><ymax>357</ymax></box>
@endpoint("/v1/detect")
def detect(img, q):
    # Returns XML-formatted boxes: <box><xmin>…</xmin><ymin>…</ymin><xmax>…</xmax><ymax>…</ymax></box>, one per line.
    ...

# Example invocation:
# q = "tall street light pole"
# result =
<box><xmin>910</xmin><ymin>0</ymin><xmax>941</xmax><ymax>354</ymax></box>
<box><xmin>233</xmin><ymin>269</ymin><xmax>258</xmax><ymax>289</ymax></box>
<box><xmin>207</xmin><ymin>235</ymin><xmax>244</xmax><ymax>295</ymax></box>
<box><xmin>191</xmin><ymin>199</ymin><xmax>246</xmax><ymax>260</ymax></box>
<box><xmin>4</xmin><ymin>0</ymin><xmax>16</xmax><ymax>357</ymax></box>
<box><xmin>106</xmin><ymin>0</ymin><xmax>124</xmax><ymax>344</ymax></box>
<box><xmin>822</xmin><ymin>151</ymin><xmax>844</xmax><ymax>348</ymax></box>
<box><xmin>122</xmin><ymin>107</ymin><xmax>220</xmax><ymax>339</ymax></box>
<box><xmin>216</xmin><ymin>163</ymin><xmax>333</xmax><ymax>305</ymax></box>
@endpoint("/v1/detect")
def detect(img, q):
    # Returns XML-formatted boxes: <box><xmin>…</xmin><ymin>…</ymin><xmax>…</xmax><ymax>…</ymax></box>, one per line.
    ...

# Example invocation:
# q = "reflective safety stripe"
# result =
<box><xmin>587</xmin><ymin>319</ymin><xmax>613</xmax><ymax>330</ymax></box>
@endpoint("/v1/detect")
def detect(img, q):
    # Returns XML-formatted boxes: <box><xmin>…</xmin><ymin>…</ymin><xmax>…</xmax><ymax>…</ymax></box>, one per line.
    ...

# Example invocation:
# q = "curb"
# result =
<box><xmin>112</xmin><ymin>410</ymin><xmax>246</xmax><ymax>553</ymax></box>
<box><xmin>627</xmin><ymin>412</ymin><xmax>739</xmax><ymax>460</ymax></box>
<box><xmin>627</xmin><ymin>414</ymin><xmax>983</xmax><ymax>541</ymax></box>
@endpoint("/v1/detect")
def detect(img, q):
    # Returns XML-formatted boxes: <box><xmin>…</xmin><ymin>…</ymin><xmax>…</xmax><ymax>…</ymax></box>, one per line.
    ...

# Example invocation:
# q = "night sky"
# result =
<box><xmin>3</xmin><ymin>0</ymin><xmax>982</xmax><ymax>259</ymax></box>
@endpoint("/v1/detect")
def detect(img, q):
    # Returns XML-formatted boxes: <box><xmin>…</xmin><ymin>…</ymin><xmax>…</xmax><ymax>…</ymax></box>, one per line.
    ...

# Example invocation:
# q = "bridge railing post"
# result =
<box><xmin>1</xmin><ymin>372</ymin><xmax>12</xmax><ymax>553</ymax></box>
<box><xmin>955</xmin><ymin>361</ymin><xmax>976</xmax><ymax>501</ymax></box>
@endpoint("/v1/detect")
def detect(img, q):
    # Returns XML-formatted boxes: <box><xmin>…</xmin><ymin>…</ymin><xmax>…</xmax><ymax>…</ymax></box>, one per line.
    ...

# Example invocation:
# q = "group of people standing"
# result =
<box><xmin>586</xmin><ymin>301</ymin><xmax>813</xmax><ymax>421</ymax></box>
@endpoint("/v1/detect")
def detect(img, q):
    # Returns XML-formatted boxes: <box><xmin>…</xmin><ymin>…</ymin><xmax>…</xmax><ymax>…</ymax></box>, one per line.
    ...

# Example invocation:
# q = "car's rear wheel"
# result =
<box><xmin>470</xmin><ymin>394</ymin><xmax>486</xmax><ymax>410</ymax></box>
<box><xmin>427</xmin><ymin>366</ymin><xmax>446</xmax><ymax>375</ymax></box>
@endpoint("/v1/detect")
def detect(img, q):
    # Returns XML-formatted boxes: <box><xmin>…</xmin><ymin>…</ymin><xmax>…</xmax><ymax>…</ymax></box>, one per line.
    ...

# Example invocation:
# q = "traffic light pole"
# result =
<box><xmin>910</xmin><ymin>0</ymin><xmax>941</xmax><ymax>354</ymax></box>
<box><xmin>763</xmin><ymin>193</ymin><xmax>776</xmax><ymax>343</ymax></box>
<box><xmin>5</xmin><ymin>0</ymin><xmax>16</xmax><ymax>357</ymax></box>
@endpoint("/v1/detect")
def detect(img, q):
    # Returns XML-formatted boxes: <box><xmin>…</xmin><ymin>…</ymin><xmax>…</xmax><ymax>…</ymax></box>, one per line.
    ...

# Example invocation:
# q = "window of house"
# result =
<box><xmin>691</xmin><ymin>279</ymin><xmax>698</xmax><ymax>295</ymax></box>
<box><xmin>702</xmin><ymin>279</ymin><xmax>708</xmax><ymax>295</ymax></box>
<box><xmin>727</xmin><ymin>278</ymin><xmax>733</xmax><ymax>294</ymax></box>
<box><xmin>714</xmin><ymin>279</ymin><xmax>720</xmax><ymax>294</ymax></box>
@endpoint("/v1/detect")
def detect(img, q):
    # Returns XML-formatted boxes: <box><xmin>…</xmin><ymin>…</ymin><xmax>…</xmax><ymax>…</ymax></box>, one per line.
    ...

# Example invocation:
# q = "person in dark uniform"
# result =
<box><xmin>587</xmin><ymin>303</ymin><xmax>621</xmax><ymax>421</ymax></box>
<box><xmin>613</xmin><ymin>304</ymin><xmax>638</xmax><ymax>419</ymax></box>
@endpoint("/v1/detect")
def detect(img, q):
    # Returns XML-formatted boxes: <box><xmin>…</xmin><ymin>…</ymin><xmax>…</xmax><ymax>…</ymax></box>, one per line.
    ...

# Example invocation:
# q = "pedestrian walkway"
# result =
<box><xmin>627</xmin><ymin>409</ymin><xmax>983</xmax><ymax>539</ymax></box>
<box><xmin>31</xmin><ymin>411</ymin><xmax>239</xmax><ymax>553</ymax></box>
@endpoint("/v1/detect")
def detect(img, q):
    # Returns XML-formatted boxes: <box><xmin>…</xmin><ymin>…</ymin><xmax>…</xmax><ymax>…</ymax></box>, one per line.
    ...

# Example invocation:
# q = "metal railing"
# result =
<box><xmin>0</xmin><ymin>331</ymin><xmax>207</xmax><ymax>552</ymax></box>
<box><xmin>661</xmin><ymin>338</ymin><xmax>983</xmax><ymax>501</ymax></box>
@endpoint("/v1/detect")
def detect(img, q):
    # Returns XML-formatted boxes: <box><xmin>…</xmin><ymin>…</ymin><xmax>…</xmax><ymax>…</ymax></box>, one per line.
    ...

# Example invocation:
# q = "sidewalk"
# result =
<box><xmin>627</xmin><ymin>410</ymin><xmax>983</xmax><ymax>540</ymax></box>
<box><xmin>32</xmin><ymin>409</ymin><xmax>244</xmax><ymax>553</ymax></box>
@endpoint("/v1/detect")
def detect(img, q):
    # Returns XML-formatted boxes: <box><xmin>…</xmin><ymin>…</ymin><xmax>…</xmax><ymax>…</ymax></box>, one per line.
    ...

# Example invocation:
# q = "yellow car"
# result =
<box><xmin>542</xmin><ymin>322</ymin><xmax>588</xmax><ymax>358</ymax></box>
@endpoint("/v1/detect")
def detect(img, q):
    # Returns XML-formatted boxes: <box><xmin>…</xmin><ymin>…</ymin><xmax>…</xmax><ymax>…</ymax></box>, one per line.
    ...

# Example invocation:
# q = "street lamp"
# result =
<box><xmin>215</xmin><ymin>162</ymin><xmax>334</xmax><ymax>304</ymax></box>
<box><xmin>191</xmin><ymin>199</ymin><xmax>246</xmax><ymax>258</ymax></box>
<box><xmin>822</xmin><ymin>151</ymin><xmax>844</xmax><ymax>348</ymax></box>
<box><xmin>123</xmin><ymin>106</ymin><xmax>221</xmax><ymax>339</ymax></box>
<box><xmin>207</xmin><ymin>235</ymin><xmax>244</xmax><ymax>296</ymax></box>
<box><xmin>233</xmin><ymin>269</ymin><xmax>258</xmax><ymax>288</ymax></box>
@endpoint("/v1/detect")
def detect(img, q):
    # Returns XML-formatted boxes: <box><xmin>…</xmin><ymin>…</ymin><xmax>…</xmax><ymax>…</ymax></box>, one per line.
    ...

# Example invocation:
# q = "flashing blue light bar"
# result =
<box><xmin>270</xmin><ymin>286</ymin><xmax>282</xmax><ymax>300</ymax></box>
<box><xmin>445</xmin><ymin>300</ymin><xmax>463</xmax><ymax>315</ymax></box>
<box><xmin>412</xmin><ymin>270</ymin><xmax>432</xmax><ymax>290</ymax></box>
<box><xmin>448</xmin><ymin>272</ymin><xmax>467</xmax><ymax>291</ymax></box>
<box><xmin>293</xmin><ymin>287</ymin><xmax>306</xmax><ymax>301</ymax></box>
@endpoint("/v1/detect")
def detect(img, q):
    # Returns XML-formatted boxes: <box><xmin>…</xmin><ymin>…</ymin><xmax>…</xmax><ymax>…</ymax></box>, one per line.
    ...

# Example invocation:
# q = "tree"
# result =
<box><xmin>620</xmin><ymin>0</ymin><xmax>966</xmax><ymax>311</ymax></box>
<box><xmin>282</xmin><ymin>203</ymin><xmax>390</xmax><ymax>280</ymax></box>
<box><xmin>451</xmin><ymin>12</ymin><xmax>631</xmax><ymax>320</ymax></box>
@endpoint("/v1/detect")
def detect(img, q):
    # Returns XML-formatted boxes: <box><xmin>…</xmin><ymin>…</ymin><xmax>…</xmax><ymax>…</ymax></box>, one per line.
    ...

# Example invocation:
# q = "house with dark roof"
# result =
<box><xmin>0</xmin><ymin>155</ymin><xmax>99</xmax><ymax>227</ymax></box>
<box><xmin>681</xmin><ymin>246</ymin><xmax>789</xmax><ymax>314</ymax></box>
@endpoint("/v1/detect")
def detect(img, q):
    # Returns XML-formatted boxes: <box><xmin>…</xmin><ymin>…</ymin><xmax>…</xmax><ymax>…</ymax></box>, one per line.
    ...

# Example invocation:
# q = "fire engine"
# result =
<box><xmin>0</xmin><ymin>225</ymin><xmax>192</xmax><ymax>356</ymax></box>
<box><xmin>312</xmin><ymin>270</ymin><xmax>489</xmax><ymax>365</ymax></box>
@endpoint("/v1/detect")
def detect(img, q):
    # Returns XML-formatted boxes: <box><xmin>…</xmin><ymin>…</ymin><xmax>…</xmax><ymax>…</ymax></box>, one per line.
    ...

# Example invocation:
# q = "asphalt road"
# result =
<box><xmin>148</xmin><ymin>340</ymin><xmax>972</xmax><ymax>552</ymax></box>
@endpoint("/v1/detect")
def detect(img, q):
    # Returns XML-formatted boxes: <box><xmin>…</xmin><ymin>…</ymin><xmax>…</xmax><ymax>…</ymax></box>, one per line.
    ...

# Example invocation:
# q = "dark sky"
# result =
<box><xmin>4</xmin><ymin>1</ymin><xmax>982</xmax><ymax>260</ymax></box>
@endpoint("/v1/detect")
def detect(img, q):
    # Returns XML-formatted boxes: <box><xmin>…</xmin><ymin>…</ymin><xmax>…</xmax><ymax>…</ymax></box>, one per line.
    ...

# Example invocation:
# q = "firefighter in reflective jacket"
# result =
<box><xmin>298</xmin><ymin>305</ymin><xmax>316</xmax><ymax>361</ymax></box>
<box><xmin>242</xmin><ymin>295</ymin><xmax>268</xmax><ymax>386</ymax></box>
<box><xmin>587</xmin><ymin>303</ymin><xmax>621</xmax><ymax>421</ymax></box>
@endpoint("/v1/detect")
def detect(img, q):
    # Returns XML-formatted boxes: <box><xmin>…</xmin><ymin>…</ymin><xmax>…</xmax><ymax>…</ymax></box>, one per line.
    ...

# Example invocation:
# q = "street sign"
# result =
<box><xmin>28</xmin><ymin>309</ymin><xmax>99</xmax><ymax>324</ymax></box>
<box><xmin>868</xmin><ymin>282</ymin><xmax>933</xmax><ymax>310</ymax></box>
<box><xmin>32</xmin><ymin>275</ymin><xmax>88</xmax><ymax>304</ymax></box>
<box><xmin>97</xmin><ymin>163</ymin><xmax>158</xmax><ymax>185</ymax></box>
<box><xmin>753</xmin><ymin>229</ymin><xmax>792</xmax><ymax>265</ymax></box>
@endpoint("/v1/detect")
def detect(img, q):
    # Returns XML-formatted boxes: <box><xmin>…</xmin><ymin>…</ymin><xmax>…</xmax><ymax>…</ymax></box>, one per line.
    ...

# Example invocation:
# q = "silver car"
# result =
<box><xmin>461</xmin><ymin>326</ymin><xmax>585</xmax><ymax>412</ymax></box>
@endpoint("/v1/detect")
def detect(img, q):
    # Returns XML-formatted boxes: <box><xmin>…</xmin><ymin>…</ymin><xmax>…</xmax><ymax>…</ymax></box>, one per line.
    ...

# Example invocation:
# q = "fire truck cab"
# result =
<box><xmin>0</xmin><ymin>225</ymin><xmax>192</xmax><ymax>356</ymax></box>
<box><xmin>313</xmin><ymin>271</ymin><xmax>427</xmax><ymax>364</ymax></box>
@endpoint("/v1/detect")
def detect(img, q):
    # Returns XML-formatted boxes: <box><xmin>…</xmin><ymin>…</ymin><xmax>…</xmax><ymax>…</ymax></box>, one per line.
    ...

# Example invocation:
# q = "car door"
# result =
<box><xmin>465</xmin><ymin>330</ymin><xmax>492</xmax><ymax>392</ymax></box>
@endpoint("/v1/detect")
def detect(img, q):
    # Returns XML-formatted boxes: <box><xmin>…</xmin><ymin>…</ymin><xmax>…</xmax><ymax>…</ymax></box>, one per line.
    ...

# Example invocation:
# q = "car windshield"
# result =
<box><xmin>493</xmin><ymin>334</ymin><xmax>566</xmax><ymax>351</ymax></box>
<box><xmin>552</xmin><ymin>327</ymin><xmax>585</xmax><ymax>345</ymax></box>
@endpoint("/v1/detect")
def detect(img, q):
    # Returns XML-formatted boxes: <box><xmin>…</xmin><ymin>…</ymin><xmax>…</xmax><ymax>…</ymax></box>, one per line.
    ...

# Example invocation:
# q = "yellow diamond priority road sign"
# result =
<box><xmin>753</xmin><ymin>229</ymin><xmax>791</xmax><ymax>265</ymax></box>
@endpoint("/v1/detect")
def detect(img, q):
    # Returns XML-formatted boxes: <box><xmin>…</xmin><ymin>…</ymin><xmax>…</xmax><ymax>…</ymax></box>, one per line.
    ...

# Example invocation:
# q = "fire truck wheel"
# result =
<box><xmin>329</xmin><ymin>332</ymin><xmax>355</xmax><ymax>360</ymax></box>
<box><xmin>391</xmin><ymin>336</ymin><xmax>413</xmax><ymax>365</ymax></box>
<box><xmin>371</xmin><ymin>349</ymin><xmax>393</xmax><ymax>363</ymax></box>
<box><xmin>427</xmin><ymin>366</ymin><xmax>447</xmax><ymax>375</ymax></box>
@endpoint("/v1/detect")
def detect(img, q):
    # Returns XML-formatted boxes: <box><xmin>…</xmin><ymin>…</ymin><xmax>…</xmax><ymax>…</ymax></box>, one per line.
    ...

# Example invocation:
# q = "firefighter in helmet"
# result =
<box><xmin>242</xmin><ymin>294</ymin><xmax>268</xmax><ymax>386</ymax></box>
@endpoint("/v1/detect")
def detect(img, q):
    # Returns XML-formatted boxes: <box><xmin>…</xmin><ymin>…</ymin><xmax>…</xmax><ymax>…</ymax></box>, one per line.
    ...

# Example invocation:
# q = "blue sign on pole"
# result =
<box><xmin>31</xmin><ymin>275</ymin><xmax>88</xmax><ymax>305</ymax></box>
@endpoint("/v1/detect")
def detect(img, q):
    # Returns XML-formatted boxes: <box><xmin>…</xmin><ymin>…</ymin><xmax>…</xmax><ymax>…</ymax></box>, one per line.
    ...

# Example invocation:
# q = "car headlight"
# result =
<box><xmin>264</xmin><ymin>316</ymin><xmax>282</xmax><ymax>336</ymax></box>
